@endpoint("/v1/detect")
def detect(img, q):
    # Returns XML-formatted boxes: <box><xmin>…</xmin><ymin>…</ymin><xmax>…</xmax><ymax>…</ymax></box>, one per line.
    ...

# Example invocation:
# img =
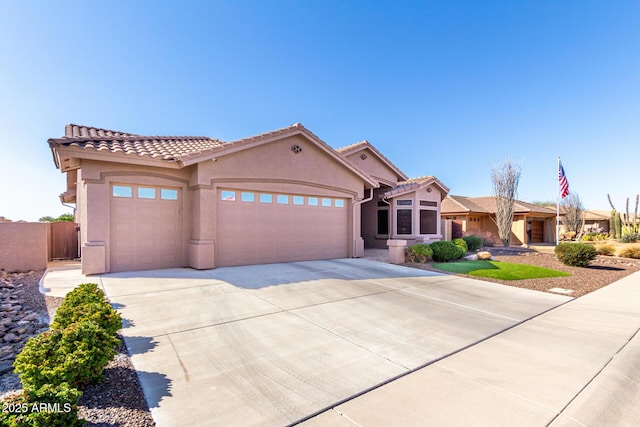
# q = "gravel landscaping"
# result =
<box><xmin>406</xmin><ymin>246</ymin><xmax>640</xmax><ymax>297</ymax></box>
<box><xmin>0</xmin><ymin>271</ymin><xmax>154</xmax><ymax>427</ymax></box>
<box><xmin>2</xmin><ymin>248</ymin><xmax>639</xmax><ymax>426</ymax></box>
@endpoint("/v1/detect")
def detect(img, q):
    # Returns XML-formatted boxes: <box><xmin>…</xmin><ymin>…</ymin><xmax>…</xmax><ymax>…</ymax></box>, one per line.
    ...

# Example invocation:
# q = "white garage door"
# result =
<box><xmin>217</xmin><ymin>189</ymin><xmax>349</xmax><ymax>267</ymax></box>
<box><xmin>110</xmin><ymin>184</ymin><xmax>182</xmax><ymax>272</ymax></box>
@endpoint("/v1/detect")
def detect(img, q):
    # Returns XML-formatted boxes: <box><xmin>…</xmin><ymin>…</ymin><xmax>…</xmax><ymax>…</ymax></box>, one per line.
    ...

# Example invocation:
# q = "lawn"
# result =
<box><xmin>432</xmin><ymin>260</ymin><xmax>570</xmax><ymax>281</ymax></box>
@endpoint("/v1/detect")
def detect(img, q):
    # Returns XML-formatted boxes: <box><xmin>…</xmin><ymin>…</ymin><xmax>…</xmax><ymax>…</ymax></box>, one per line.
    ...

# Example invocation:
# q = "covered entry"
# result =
<box><xmin>110</xmin><ymin>184</ymin><xmax>182</xmax><ymax>272</ymax></box>
<box><xmin>216</xmin><ymin>188</ymin><xmax>349</xmax><ymax>267</ymax></box>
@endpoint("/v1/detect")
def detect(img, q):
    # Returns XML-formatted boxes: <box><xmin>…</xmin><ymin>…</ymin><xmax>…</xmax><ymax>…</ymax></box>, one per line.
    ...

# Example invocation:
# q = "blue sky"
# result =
<box><xmin>1</xmin><ymin>0</ymin><xmax>638</xmax><ymax>221</ymax></box>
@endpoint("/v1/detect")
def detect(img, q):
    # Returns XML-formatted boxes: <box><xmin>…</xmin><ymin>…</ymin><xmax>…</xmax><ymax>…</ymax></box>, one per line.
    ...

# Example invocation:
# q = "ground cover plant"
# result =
<box><xmin>405</xmin><ymin>244</ymin><xmax>433</xmax><ymax>263</ymax></box>
<box><xmin>432</xmin><ymin>260</ymin><xmax>570</xmax><ymax>281</ymax></box>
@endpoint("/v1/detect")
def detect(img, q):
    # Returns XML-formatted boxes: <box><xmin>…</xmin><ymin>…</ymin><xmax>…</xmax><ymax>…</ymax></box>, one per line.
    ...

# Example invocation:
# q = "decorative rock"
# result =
<box><xmin>478</xmin><ymin>251</ymin><xmax>493</xmax><ymax>260</ymax></box>
<box><xmin>464</xmin><ymin>254</ymin><xmax>479</xmax><ymax>261</ymax></box>
<box><xmin>3</xmin><ymin>333</ymin><xmax>19</xmax><ymax>343</ymax></box>
<box><xmin>0</xmin><ymin>362</ymin><xmax>13</xmax><ymax>375</ymax></box>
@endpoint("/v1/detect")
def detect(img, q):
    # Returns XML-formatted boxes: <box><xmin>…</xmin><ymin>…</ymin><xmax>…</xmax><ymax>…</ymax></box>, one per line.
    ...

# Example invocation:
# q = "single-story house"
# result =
<box><xmin>441</xmin><ymin>195</ymin><xmax>557</xmax><ymax>245</ymax></box>
<box><xmin>49</xmin><ymin>123</ymin><xmax>448</xmax><ymax>274</ymax></box>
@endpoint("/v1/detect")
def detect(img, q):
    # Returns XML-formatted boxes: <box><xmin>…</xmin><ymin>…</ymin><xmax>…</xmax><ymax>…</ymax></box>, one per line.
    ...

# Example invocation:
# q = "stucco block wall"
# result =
<box><xmin>0</xmin><ymin>223</ymin><xmax>49</xmax><ymax>272</ymax></box>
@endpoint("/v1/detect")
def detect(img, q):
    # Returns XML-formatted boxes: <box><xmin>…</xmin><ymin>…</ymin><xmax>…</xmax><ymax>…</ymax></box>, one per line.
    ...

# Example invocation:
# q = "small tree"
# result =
<box><xmin>39</xmin><ymin>213</ymin><xmax>75</xmax><ymax>222</ymax></box>
<box><xmin>491</xmin><ymin>157</ymin><xmax>522</xmax><ymax>247</ymax></box>
<box><xmin>562</xmin><ymin>193</ymin><xmax>584</xmax><ymax>237</ymax></box>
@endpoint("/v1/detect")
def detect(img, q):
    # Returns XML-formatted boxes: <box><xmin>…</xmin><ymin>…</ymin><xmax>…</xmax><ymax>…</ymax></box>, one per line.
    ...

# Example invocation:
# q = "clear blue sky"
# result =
<box><xmin>1</xmin><ymin>0</ymin><xmax>639</xmax><ymax>221</ymax></box>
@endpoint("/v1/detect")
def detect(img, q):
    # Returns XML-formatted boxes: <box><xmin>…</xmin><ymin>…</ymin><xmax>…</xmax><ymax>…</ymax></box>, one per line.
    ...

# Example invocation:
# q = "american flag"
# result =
<box><xmin>558</xmin><ymin>161</ymin><xmax>569</xmax><ymax>198</ymax></box>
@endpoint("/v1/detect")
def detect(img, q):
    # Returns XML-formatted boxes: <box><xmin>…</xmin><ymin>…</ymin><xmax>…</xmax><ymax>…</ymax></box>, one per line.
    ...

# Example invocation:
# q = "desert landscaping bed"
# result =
<box><xmin>405</xmin><ymin>247</ymin><xmax>640</xmax><ymax>297</ymax></box>
<box><xmin>0</xmin><ymin>271</ymin><xmax>154</xmax><ymax>427</ymax></box>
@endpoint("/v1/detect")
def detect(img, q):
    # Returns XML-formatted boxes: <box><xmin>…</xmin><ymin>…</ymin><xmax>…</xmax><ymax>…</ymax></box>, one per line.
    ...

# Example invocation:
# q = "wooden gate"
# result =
<box><xmin>49</xmin><ymin>222</ymin><xmax>79</xmax><ymax>260</ymax></box>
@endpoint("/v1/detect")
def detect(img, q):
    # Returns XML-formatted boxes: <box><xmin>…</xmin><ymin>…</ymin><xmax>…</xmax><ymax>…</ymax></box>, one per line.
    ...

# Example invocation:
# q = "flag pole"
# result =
<box><xmin>556</xmin><ymin>156</ymin><xmax>560</xmax><ymax>245</ymax></box>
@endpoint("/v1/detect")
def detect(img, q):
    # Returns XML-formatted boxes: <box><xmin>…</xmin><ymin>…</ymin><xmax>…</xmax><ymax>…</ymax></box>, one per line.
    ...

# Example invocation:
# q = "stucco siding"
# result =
<box><xmin>0</xmin><ymin>223</ymin><xmax>48</xmax><ymax>272</ymax></box>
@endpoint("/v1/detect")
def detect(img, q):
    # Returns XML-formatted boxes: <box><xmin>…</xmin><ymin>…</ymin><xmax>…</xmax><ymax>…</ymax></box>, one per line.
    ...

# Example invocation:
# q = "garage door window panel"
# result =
<box><xmin>241</xmin><ymin>192</ymin><xmax>255</xmax><ymax>202</ymax></box>
<box><xmin>308</xmin><ymin>197</ymin><xmax>318</xmax><ymax>206</ymax></box>
<box><xmin>138</xmin><ymin>187</ymin><xmax>156</xmax><ymax>199</ymax></box>
<box><xmin>293</xmin><ymin>196</ymin><xmax>304</xmax><ymax>205</ymax></box>
<box><xmin>221</xmin><ymin>190</ymin><xmax>236</xmax><ymax>201</ymax></box>
<box><xmin>277</xmin><ymin>195</ymin><xmax>289</xmax><ymax>204</ymax></box>
<box><xmin>259</xmin><ymin>194</ymin><xmax>272</xmax><ymax>203</ymax></box>
<box><xmin>161</xmin><ymin>189</ymin><xmax>178</xmax><ymax>200</ymax></box>
<box><xmin>113</xmin><ymin>185</ymin><xmax>132</xmax><ymax>198</ymax></box>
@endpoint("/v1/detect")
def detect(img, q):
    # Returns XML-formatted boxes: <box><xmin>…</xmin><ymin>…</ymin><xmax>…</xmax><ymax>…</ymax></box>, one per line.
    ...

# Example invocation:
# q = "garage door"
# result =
<box><xmin>110</xmin><ymin>184</ymin><xmax>182</xmax><ymax>272</ymax></box>
<box><xmin>217</xmin><ymin>189</ymin><xmax>348</xmax><ymax>266</ymax></box>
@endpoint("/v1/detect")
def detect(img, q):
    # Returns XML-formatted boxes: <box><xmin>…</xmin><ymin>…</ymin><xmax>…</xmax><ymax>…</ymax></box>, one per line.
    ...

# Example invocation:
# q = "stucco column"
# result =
<box><xmin>189</xmin><ymin>187</ymin><xmax>216</xmax><ymax>269</ymax></box>
<box><xmin>387</xmin><ymin>239</ymin><xmax>407</xmax><ymax>264</ymax></box>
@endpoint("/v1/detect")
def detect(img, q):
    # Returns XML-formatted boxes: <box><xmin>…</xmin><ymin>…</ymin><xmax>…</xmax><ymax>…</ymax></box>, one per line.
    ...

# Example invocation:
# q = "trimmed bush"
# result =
<box><xmin>452</xmin><ymin>238</ymin><xmax>468</xmax><ymax>253</ymax></box>
<box><xmin>406</xmin><ymin>244</ymin><xmax>433</xmax><ymax>263</ymax></box>
<box><xmin>14</xmin><ymin>321</ymin><xmax>119</xmax><ymax>390</ymax></box>
<box><xmin>555</xmin><ymin>243</ymin><xmax>597</xmax><ymax>267</ymax></box>
<box><xmin>0</xmin><ymin>383</ymin><xmax>83</xmax><ymax>427</ymax></box>
<box><xmin>595</xmin><ymin>243</ymin><xmax>615</xmax><ymax>256</ymax></box>
<box><xmin>620</xmin><ymin>233</ymin><xmax>640</xmax><ymax>243</ymax></box>
<box><xmin>462</xmin><ymin>235</ymin><xmax>483</xmax><ymax>251</ymax></box>
<box><xmin>617</xmin><ymin>245</ymin><xmax>640</xmax><ymax>259</ymax></box>
<box><xmin>430</xmin><ymin>241</ymin><xmax>465</xmax><ymax>262</ymax></box>
<box><xmin>52</xmin><ymin>283</ymin><xmax>122</xmax><ymax>336</ymax></box>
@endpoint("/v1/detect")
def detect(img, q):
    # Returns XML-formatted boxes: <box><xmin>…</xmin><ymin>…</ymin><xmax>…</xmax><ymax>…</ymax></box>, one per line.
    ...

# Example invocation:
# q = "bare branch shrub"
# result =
<box><xmin>491</xmin><ymin>157</ymin><xmax>522</xmax><ymax>247</ymax></box>
<box><xmin>562</xmin><ymin>192</ymin><xmax>585</xmax><ymax>236</ymax></box>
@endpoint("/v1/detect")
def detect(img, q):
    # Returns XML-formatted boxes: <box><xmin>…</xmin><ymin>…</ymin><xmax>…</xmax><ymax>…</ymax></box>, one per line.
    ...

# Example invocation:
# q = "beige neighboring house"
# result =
<box><xmin>49</xmin><ymin>124</ymin><xmax>448</xmax><ymax>274</ymax></box>
<box><xmin>441</xmin><ymin>195</ymin><xmax>557</xmax><ymax>245</ymax></box>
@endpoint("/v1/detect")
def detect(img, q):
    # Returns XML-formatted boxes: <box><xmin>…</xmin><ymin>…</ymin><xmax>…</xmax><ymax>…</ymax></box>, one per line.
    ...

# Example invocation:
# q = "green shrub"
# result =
<box><xmin>554</xmin><ymin>243</ymin><xmax>597</xmax><ymax>267</ymax></box>
<box><xmin>452</xmin><ymin>238</ymin><xmax>468</xmax><ymax>253</ymax></box>
<box><xmin>462</xmin><ymin>235</ymin><xmax>483</xmax><ymax>251</ymax></box>
<box><xmin>617</xmin><ymin>245</ymin><xmax>640</xmax><ymax>259</ymax></box>
<box><xmin>406</xmin><ymin>244</ymin><xmax>433</xmax><ymax>263</ymax></box>
<box><xmin>620</xmin><ymin>233</ymin><xmax>640</xmax><ymax>243</ymax></box>
<box><xmin>52</xmin><ymin>283</ymin><xmax>121</xmax><ymax>336</ymax></box>
<box><xmin>0</xmin><ymin>383</ymin><xmax>84</xmax><ymax>427</ymax></box>
<box><xmin>14</xmin><ymin>321</ymin><xmax>119</xmax><ymax>390</ymax></box>
<box><xmin>595</xmin><ymin>243</ymin><xmax>615</xmax><ymax>256</ymax></box>
<box><xmin>430</xmin><ymin>241</ymin><xmax>465</xmax><ymax>262</ymax></box>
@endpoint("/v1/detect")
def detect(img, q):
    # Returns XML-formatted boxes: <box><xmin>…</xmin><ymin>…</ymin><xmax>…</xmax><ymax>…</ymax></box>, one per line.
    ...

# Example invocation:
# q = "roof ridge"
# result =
<box><xmin>65</xmin><ymin>123</ymin><xmax>140</xmax><ymax>138</ymax></box>
<box><xmin>336</xmin><ymin>141</ymin><xmax>368</xmax><ymax>152</ymax></box>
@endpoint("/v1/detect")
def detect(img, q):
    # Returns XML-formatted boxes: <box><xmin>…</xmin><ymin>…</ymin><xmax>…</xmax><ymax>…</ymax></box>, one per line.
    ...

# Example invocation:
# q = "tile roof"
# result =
<box><xmin>441</xmin><ymin>195</ymin><xmax>557</xmax><ymax>215</ymax></box>
<box><xmin>381</xmin><ymin>175</ymin><xmax>449</xmax><ymax>199</ymax></box>
<box><xmin>50</xmin><ymin>124</ymin><xmax>225</xmax><ymax>161</ymax></box>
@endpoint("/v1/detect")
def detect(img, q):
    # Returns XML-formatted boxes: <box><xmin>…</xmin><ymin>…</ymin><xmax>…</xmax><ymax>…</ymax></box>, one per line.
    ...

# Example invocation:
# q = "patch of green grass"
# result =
<box><xmin>432</xmin><ymin>260</ymin><xmax>570</xmax><ymax>280</ymax></box>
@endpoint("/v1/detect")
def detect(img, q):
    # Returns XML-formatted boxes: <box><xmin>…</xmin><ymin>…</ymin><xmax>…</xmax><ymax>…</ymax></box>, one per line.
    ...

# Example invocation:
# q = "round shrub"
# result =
<box><xmin>406</xmin><ymin>244</ymin><xmax>433</xmax><ymax>263</ymax></box>
<box><xmin>462</xmin><ymin>235</ymin><xmax>483</xmax><ymax>251</ymax></box>
<box><xmin>0</xmin><ymin>383</ymin><xmax>84</xmax><ymax>427</ymax></box>
<box><xmin>554</xmin><ymin>243</ymin><xmax>597</xmax><ymax>267</ymax></box>
<box><xmin>452</xmin><ymin>238</ymin><xmax>468</xmax><ymax>253</ymax></box>
<box><xmin>52</xmin><ymin>283</ymin><xmax>122</xmax><ymax>336</ymax></box>
<box><xmin>620</xmin><ymin>233</ymin><xmax>640</xmax><ymax>243</ymax></box>
<box><xmin>14</xmin><ymin>321</ymin><xmax>119</xmax><ymax>390</ymax></box>
<box><xmin>430</xmin><ymin>241</ymin><xmax>465</xmax><ymax>262</ymax></box>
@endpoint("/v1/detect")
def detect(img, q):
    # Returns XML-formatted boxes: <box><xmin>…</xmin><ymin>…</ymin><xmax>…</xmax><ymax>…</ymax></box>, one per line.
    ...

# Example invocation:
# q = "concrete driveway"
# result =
<box><xmin>98</xmin><ymin>258</ymin><xmax>571</xmax><ymax>426</ymax></box>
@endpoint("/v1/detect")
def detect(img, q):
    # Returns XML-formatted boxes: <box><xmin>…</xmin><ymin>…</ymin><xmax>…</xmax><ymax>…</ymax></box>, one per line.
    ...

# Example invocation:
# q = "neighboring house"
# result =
<box><xmin>49</xmin><ymin>123</ymin><xmax>448</xmax><ymax>274</ymax></box>
<box><xmin>441</xmin><ymin>195</ymin><xmax>557</xmax><ymax>245</ymax></box>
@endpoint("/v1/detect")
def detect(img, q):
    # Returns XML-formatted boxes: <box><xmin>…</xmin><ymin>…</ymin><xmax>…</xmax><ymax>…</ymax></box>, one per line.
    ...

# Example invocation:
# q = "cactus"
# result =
<box><xmin>610</xmin><ymin>210</ymin><xmax>616</xmax><ymax>238</ymax></box>
<box><xmin>615</xmin><ymin>211</ymin><xmax>622</xmax><ymax>240</ymax></box>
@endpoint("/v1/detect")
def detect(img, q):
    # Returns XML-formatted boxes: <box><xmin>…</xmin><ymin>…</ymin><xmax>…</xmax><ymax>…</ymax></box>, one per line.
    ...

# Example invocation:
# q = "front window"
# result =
<box><xmin>377</xmin><ymin>209</ymin><xmax>389</xmax><ymax>235</ymax></box>
<box><xmin>420</xmin><ymin>209</ymin><xmax>437</xmax><ymax>234</ymax></box>
<box><xmin>397</xmin><ymin>209</ymin><xmax>412</xmax><ymax>235</ymax></box>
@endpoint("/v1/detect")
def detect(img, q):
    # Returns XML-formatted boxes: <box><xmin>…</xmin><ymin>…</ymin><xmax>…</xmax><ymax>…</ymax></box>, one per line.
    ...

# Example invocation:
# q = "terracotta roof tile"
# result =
<box><xmin>442</xmin><ymin>195</ymin><xmax>557</xmax><ymax>215</ymax></box>
<box><xmin>381</xmin><ymin>175</ymin><xmax>449</xmax><ymax>199</ymax></box>
<box><xmin>51</xmin><ymin>124</ymin><xmax>225</xmax><ymax>161</ymax></box>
